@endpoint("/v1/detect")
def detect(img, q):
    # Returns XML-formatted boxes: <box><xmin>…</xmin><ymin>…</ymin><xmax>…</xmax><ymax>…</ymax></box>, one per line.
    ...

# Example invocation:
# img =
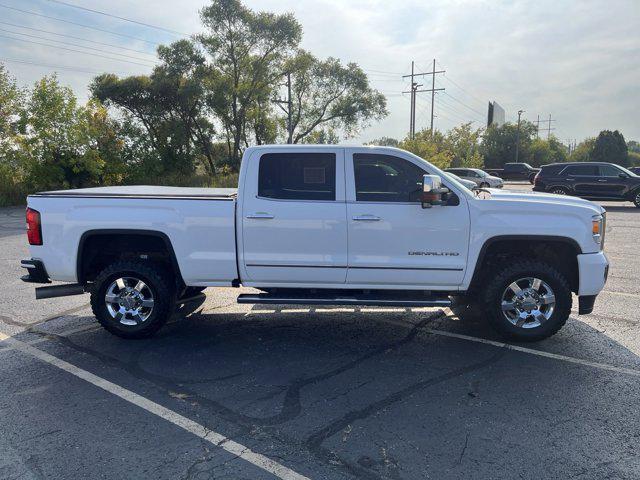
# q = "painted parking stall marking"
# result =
<box><xmin>0</xmin><ymin>331</ymin><xmax>310</xmax><ymax>480</ymax></box>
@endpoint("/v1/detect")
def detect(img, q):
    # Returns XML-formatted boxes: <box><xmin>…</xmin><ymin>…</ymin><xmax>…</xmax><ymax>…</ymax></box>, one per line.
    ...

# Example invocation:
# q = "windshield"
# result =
<box><xmin>616</xmin><ymin>165</ymin><xmax>638</xmax><ymax>177</ymax></box>
<box><xmin>471</xmin><ymin>169</ymin><xmax>488</xmax><ymax>177</ymax></box>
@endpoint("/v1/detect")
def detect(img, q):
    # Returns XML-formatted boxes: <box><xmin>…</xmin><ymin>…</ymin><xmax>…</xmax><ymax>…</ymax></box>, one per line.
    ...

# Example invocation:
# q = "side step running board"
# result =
<box><xmin>237</xmin><ymin>293</ymin><xmax>451</xmax><ymax>308</ymax></box>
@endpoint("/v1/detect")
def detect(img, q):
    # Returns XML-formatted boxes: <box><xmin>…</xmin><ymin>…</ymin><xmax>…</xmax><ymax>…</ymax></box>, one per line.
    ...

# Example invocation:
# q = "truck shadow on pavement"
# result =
<box><xmin>12</xmin><ymin>297</ymin><xmax>640</xmax><ymax>480</ymax></box>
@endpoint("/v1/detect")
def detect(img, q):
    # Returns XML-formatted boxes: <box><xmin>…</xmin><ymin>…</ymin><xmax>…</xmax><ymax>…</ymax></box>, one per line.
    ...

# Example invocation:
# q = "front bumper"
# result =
<box><xmin>576</xmin><ymin>251</ymin><xmax>609</xmax><ymax>314</ymax></box>
<box><xmin>21</xmin><ymin>259</ymin><xmax>51</xmax><ymax>284</ymax></box>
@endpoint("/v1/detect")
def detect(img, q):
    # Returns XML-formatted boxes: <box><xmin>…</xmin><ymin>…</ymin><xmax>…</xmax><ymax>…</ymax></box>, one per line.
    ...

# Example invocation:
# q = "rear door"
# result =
<box><xmin>562</xmin><ymin>164</ymin><xmax>599</xmax><ymax>195</ymax></box>
<box><xmin>241</xmin><ymin>148</ymin><xmax>347</xmax><ymax>284</ymax></box>
<box><xmin>344</xmin><ymin>148</ymin><xmax>470</xmax><ymax>287</ymax></box>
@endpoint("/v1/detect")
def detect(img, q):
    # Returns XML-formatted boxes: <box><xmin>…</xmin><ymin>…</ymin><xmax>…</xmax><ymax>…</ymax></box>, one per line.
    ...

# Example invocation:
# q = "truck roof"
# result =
<box><xmin>31</xmin><ymin>185</ymin><xmax>238</xmax><ymax>200</ymax></box>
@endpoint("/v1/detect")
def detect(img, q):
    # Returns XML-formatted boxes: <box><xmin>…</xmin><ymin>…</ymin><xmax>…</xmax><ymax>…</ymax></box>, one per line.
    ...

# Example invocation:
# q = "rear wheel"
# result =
<box><xmin>482</xmin><ymin>259</ymin><xmax>572</xmax><ymax>341</ymax></box>
<box><xmin>550</xmin><ymin>186</ymin><xmax>569</xmax><ymax>195</ymax></box>
<box><xmin>633</xmin><ymin>190</ymin><xmax>640</xmax><ymax>208</ymax></box>
<box><xmin>90</xmin><ymin>260</ymin><xmax>175</xmax><ymax>339</ymax></box>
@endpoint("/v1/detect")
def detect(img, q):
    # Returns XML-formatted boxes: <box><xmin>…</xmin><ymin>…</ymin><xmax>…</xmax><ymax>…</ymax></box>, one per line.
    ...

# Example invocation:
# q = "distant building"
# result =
<box><xmin>487</xmin><ymin>101</ymin><xmax>506</xmax><ymax>127</ymax></box>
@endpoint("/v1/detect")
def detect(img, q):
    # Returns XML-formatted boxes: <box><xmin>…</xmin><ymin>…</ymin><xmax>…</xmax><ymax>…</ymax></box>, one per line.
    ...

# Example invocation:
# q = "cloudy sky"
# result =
<box><xmin>1</xmin><ymin>0</ymin><xmax>638</xmax><ymax>144</ymax></box>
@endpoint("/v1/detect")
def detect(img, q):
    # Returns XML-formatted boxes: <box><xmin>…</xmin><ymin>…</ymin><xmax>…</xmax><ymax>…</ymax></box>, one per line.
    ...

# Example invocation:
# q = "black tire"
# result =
<box><xmin>481</xmin><ymin>259</ymin><xmax>572</xmax><ymax>341</ymax></box>
<box><xmin>90</xmin><ymin>260</ymin><xmax>175</xmax><ymax>339</ymax></box>
<box><xmin>632</xmin><ymin>190</ymin><xmax>640</xmax><ymax>208</ymax></box>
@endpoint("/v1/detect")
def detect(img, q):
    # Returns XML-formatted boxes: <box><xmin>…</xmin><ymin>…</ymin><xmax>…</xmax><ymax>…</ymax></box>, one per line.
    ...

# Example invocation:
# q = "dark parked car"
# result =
<box><xmin>533</xmin><ymin>162</ymin><xmax>640</xmax><ymax>207</ymax></box>
<box><xmin>485</xmin><ymin>163</ymin><xmax>540</xmax><ymax>184</ymax></box>
<box><xmin>630</xmin><ymin>166</ymin><xmax>640</xmax><ymax>176</ymax></box>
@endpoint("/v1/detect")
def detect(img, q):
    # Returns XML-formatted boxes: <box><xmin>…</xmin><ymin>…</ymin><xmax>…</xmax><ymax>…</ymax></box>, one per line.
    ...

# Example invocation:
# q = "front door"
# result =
<box><xmin>597</xmin><ymin>164</ymin><xmax>630</xmax><ymax>198</ymax></box>
<box><xmin>344</xmin><ymin>149</ymin><xmax>470</xmax><ymax>288</ymax></box>
<box><xmin>241</xmin><ymin>148</ymin><xmax>348</xmax><ymax>284</ymax></box>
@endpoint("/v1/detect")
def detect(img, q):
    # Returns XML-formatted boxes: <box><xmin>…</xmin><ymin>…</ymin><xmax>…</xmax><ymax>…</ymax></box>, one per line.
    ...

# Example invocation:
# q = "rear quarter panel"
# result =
<box><xmin>27</xmin><ymin>196</ymin><xmax>237</xmax><ymax>285</ymax></box>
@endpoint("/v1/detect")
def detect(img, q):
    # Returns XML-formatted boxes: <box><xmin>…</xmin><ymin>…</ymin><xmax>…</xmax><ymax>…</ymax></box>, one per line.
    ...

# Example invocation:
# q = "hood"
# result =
<box><xmin>484</xmin><ymin>188</ymin><xmax>604</xmax><ymax>214</ymax></box>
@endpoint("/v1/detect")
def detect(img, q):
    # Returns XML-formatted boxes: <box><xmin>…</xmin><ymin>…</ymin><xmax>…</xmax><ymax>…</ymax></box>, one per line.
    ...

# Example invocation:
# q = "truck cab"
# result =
<box><xmin>22</xmin><ymin>145</ymin><xmax>609</xmax><ymax>342</ymax></box>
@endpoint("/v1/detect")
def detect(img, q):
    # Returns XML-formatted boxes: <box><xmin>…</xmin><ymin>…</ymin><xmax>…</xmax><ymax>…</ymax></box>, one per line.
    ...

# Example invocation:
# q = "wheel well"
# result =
<box><xmin>470</xmin><ymin>238</ymin><xmax>580</xmax><ymax>294</ymax></box>
<box><xmin>77</xmin><ymin>231</ymin><xmax>183</xmax><ymax>287</ymax></box>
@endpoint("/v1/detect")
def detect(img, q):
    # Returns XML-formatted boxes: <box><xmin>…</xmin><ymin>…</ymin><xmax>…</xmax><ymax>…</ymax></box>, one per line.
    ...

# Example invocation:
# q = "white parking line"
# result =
<box><xmin>248</xmin><ymin>307</ymin><xmax>640</xmax><ymax>377</ymax></box>
<box><xmin>0</xmin><ymin>331</ymin><xmax>310</xmax><ymax>480</ymax></box>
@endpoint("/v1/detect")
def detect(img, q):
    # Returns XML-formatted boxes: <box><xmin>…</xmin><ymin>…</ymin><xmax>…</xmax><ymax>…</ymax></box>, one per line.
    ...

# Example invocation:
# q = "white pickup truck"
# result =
<box><xmin>21</xmin><ymin>145</ymin><xmax>609</xmax><ymax>341</ymax></box>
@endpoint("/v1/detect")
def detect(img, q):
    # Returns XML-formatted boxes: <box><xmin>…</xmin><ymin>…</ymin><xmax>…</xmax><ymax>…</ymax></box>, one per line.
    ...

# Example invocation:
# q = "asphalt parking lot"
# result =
<box><xmin>1</xmin><ymin>185</ymin><xmax>639</xmax><ymax>480</ymax></box>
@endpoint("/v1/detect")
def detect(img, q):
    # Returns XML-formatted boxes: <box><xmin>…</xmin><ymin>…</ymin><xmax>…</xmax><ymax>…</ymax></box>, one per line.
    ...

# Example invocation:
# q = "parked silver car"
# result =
<box><xmin>445</xmin><ymin>168</ymin><xmax>503</xmax><ymax>188</ymax></box>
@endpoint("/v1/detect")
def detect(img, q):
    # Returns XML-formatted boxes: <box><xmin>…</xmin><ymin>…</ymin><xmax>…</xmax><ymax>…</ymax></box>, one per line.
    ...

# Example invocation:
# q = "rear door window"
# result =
<box><xmin>563</xmin><ymin>165</ymin><xmax>599</xmax><ymax>176</ymax></box>
<box><xmin>258</xmin><ymin>153</ymin><xmax>336</xmax><ymax>201</ymax></box>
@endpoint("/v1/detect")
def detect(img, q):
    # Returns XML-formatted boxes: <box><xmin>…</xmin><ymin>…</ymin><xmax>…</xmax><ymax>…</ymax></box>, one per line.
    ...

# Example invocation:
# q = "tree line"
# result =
<box><xmin>0</xmin><ymin>0</ymin><xmax>638</xmax><ymax>206</ymax></box>
<box><xmin>374</xmin><ymin>122</ymin><xmax>638</xmax><ymax>172</ymax></box>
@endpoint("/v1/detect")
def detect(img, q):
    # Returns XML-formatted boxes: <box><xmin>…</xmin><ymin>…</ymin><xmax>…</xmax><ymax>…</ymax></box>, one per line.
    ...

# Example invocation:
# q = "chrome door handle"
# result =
<box><xmin>353</xmin><ymin>215</ymin><xmax>381</xmax><ymax>221</ymax></box>
<box><xmin>597</xmin><ymin>179</ymin><xmax>607</xmax><ymax>182</ymax></box>
<box><xmin>246</xmin><ymin>212</ymin><xmax>274</xmax><ymax>219</ymax></box>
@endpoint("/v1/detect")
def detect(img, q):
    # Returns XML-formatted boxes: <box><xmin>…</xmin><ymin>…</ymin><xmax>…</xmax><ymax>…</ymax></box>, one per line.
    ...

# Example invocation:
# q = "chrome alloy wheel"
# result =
<box><xmin>551</xmin><ymin>188</ymin><xmax>566</xmax><ymax>195</ymax></box>
<box><xmin>105</xmin><ymin>277</ymin><xmax>154</xmax><ymax>325</ymax></box>
<box><xmin>500</xmin><ymin>277</ymin><xmax>555</xmax><ymax>328</ymax></box>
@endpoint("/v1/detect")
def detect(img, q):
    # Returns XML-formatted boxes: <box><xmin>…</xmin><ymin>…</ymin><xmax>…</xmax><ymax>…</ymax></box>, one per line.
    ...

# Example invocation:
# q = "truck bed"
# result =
<box><xmin>27</xmin><ymin>186</ymin><xmax>239</xmax><ymax>286</ymax></box>
<box><xmin>31</xmin><ymin>185</ymin><xmax>238</xmax><ymax>200</ymax></box>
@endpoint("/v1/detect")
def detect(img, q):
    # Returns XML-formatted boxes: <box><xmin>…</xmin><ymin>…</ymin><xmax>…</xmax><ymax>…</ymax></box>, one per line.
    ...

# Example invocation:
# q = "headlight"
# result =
<box><xmin>592</xmin><ymin>214</ymin><xmax>604</xmax><ymax>248</ymax></box>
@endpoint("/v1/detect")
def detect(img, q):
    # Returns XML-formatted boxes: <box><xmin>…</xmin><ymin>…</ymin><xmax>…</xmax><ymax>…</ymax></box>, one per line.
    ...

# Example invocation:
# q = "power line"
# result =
<box><xmin>0</xmin><ymin>32</ymin><xmax>156</xmax><ymax>67</ymax></box>
<box><xmin>42</xmin><ymin>0</ymin><xmax>187</xmax><ymax>36</ymax></box>
<box><xmin>0</xmin><ymin>4</ymin><xmax>160</xmax><ymax>45</ymax></box>
<box><xmin>0</xmin><ymin>56</ymin><xmax>129</xmax><ymax>75</ymax></box>
<box><xmin>441</xmin><ymin>91</ymin><xmax>484</xmax><ymax>117</ymax></box>
<box><xmin>0</xmin><ymin>20</ymin><xmax>157</xmax><ymax>56</ymax></box>
<box><xmin>435</xmin><ymin>94</ymin><xmax>484</xmax><ymax>123</ymax></box>
<box><xmin>0</xmin><ymin>27</ymin><xmax>159</xmax><ymax>64</ymax></box>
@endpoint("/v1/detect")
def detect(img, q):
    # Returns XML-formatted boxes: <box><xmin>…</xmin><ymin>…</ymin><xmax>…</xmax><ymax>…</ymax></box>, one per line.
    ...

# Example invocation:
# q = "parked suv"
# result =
<box><xmin>485</xmin><ymin>163</ymin><xmax>540</xmax><ymax>184</ymax></box>
<box><xmin>533</xmin><ymin>162</ymin><xmax>640</xmax><ymax>207</ymax></box>
<box><xmin>445</xmin><ymin>168</ymin><xmax>503</xmax><ymax>188</ymax></box>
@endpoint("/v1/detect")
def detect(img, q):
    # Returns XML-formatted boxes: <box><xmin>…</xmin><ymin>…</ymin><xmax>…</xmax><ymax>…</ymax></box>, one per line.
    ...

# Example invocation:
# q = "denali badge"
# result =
<box><xmin>408</xmin><ymin>251</ymin><xmax>460</xmax><ymax>256</ymax></box>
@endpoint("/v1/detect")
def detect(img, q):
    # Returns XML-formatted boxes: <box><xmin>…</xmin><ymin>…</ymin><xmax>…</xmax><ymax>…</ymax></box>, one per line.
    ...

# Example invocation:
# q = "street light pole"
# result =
<box><xmin>515</xmin><ymin>109</ymin><xmax>524</xmax><ymax>163</ymax></box>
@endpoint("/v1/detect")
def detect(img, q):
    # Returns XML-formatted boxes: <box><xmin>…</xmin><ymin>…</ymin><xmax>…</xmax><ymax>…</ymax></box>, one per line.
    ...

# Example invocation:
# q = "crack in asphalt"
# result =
<box><xmin>304</xmin><ymin>350</ymin><xmax>506</xmax><ymax>480</ymax></box>
<box><xmin>18</xmin><ymin>310</ymin><xmax>469</xmax><ymax>479</ymax></box>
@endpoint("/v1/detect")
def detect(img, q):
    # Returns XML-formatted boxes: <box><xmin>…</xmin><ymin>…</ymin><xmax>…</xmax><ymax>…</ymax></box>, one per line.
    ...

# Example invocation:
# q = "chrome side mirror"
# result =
<box><xmin>422</xmin><ymin>174</ymin><xmax>449</xmax><ymax>208</ymax></box>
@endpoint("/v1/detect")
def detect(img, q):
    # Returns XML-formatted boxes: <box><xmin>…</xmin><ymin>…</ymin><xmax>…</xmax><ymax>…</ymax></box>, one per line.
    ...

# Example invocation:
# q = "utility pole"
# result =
<box><xmin>272</xmin><ymin>72</ymin><xmax>293</xmax><ymax>143</ymax></box>
<box><xmin>403</xmin><ymin>59</ymin><xmax>445</xmax><ymax>138</ymax></box>
<box><xmin>535</xmin><ymin>114</ymin><xmax>540</xmax><ymax>138</ymax></box>
<box><xmin>538</xmin><ymin>114</ymin><xmax>555</xmax><ymax>139</ymax></box>
<box><xmin>515</xmin><ymin>109</ymin><xmax>524</xmax><ymax>163</ymax></box>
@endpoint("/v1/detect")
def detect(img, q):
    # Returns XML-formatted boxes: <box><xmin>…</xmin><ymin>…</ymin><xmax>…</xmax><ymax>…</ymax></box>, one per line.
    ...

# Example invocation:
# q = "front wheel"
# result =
<box><xmin>90</xmin><ymin>260</ymin><xmax>175</xmax><ymax>339</ymax></box>
<box><xmin>482</xmin><ymin>260</ymin><xmax>572</xmax><ymax>341</ymax></box>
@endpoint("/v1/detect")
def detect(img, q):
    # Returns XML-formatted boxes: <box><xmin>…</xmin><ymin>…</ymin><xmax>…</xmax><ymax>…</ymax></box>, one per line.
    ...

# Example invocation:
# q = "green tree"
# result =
<box><xmin>91</xmin><ymin>40</ymin><xmax>216</xmax><ymax>175</ymax></box>
<box><xmin>18</xmin><ymin>76</ymin><xmax>125</xmax><ymax>191</ymax></box>
<box><xmin>528</xmin><ymin>136</ymin><xmax>568</xmax><ymax>167</ymax></box>
<box><xmin>367</xmin><ymin>136</ymin><xmax>399</xmax><ymax>147</ymax></box>
<box><xmin>283</xmin><ymin>51</ymin><xmax>387</xmax><ymax>143</ymax></box>
<box><xmin>399</xmin><ymin>129</ymin><xmax>453</xmax><ymax>169</ymax></box>
<box><xmin>444</xmin><ymin>122</ymin><xmax>484</xmax><ymax>168</ymax></box>
<box><xmin>198</xmin><ymin>0</ymin><xmax>302</xmax><ymax>167</ymax></box>
<box><xmin>569</xmin><ymin>138</ymin><xmax>595</xmax><ymax>163</ymax></box>
<box><xmin>481</xmin><ymin>122</ymin><xmax>537</xmax><ymax>168</ymax></box>
<box><xmin>0</xmin><ymin>65</ymin><xmax>26</xmax><ymax>205</ymax></box>
<box><xmin>590</xmin><ymin>130</ymin><xmax>629</xmax><ymax>166</ymax></box>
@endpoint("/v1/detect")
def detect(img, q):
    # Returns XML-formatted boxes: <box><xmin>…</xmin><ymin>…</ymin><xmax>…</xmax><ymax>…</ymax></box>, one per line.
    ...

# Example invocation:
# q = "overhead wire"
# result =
<box><xmin>0</xmin><ymin>3</ymin><xmax>160</xmax><ymax>45</ymax></box>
